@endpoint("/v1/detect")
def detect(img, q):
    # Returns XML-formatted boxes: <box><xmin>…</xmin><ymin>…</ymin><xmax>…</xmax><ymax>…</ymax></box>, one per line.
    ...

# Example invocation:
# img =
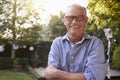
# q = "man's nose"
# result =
<box><xmin>71</xmin><ymin>18</ymin><xmax>78</xmax><ymax>23</ymax></box>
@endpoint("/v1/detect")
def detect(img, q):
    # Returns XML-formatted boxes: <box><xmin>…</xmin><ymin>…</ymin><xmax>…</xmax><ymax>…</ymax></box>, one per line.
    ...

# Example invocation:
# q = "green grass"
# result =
<box><xmin>0</xmin><ymin>70</ymin><xmax>33</xmax><ymax>80</ymax></box>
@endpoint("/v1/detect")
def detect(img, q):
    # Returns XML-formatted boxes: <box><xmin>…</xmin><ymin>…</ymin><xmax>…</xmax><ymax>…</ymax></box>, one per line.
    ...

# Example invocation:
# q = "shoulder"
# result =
<box><xmin>53</xmin><ymin>36</ymin><xmax>63</xmax><ymax>42</ymax></box>
<box><xmin>52</xmin><ymin>36</ymin><xmax>63</xmax><ymax>45</ymax></box>
<box><xmin>89</xmin><ymin>36</ymin><xmax>104</xmax><ymax>48</ymax></box>
<box><xmin>84</xmin><ymin>33</ymin><xmax>103</xmax><ymax>45</ymax></box>
<box><xmin>84</xmin><ymin>33</ymin><xmax>103</xmax><ymax>44</ymax></box>
<box><xmin>91</xmin><ymin>36</ymin><xmax>103</xmax><ymax>44</ymax></box>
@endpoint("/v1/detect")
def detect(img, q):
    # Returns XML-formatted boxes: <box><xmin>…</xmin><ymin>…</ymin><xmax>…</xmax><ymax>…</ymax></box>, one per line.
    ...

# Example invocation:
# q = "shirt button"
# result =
<box><xmin>70</xmin><ymin>69</ymin><xmax>73</xmax><ymax>72</ymax></box>
<box><xmin>72</xmin><ymin>56</ymin><xmax>74</xmax><ymax>59</ymax></box>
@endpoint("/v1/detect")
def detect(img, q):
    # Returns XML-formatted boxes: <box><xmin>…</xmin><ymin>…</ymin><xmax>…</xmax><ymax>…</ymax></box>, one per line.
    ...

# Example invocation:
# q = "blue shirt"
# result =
<box><xmin>48</xmin><ymin>33</ymin><xmax>108</xmax><ymax>80</ymax></box>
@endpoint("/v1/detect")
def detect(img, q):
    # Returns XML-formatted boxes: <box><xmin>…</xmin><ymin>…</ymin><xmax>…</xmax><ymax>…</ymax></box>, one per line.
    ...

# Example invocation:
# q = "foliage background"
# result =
<box><xmin>0</xmin><ymin>0</ymin><xmax>120</xmax><ymax>69</ymax></box>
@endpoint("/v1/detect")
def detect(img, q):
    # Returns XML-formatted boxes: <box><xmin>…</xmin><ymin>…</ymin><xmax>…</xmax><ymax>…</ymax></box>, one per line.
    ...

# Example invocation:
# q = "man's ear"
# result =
<box><xmin>85</xmin><ymin>16</ymin><xmax>88</xmax><ymax>23</ymax></box>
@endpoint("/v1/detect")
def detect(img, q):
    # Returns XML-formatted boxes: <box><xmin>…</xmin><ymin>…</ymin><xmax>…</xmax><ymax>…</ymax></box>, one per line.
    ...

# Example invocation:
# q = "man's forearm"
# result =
<box><xmin>56</xmin><ymin>69</ymin><xmax>86</xmax><ymax>80</ymax></box>
<box><xmin>45</xmin><ymin>63</ymin><xmax>86</xmax><ymax>80</ymax></box>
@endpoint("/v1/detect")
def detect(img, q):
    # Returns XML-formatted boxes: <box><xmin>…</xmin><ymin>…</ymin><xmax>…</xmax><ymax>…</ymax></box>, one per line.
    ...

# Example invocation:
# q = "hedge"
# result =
<box><xmin>111</xmin><ymin>46</ymin><xmax>120</xmax><ymax>70</ymax></box>
<box><xmin>0</xmin><ymin>57</ymin><xmax>29</xmax><ymax>69</ymax></box>
<box><xmin>0</xmin><ymin>41</ymin><xmax>52</xmax><ymax>67</ymax></box>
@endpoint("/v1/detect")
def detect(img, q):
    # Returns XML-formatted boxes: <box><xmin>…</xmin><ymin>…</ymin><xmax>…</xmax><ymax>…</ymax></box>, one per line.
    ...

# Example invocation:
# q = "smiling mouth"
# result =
<box><xmin>71</xmin><ymin>26</ymin><xmax>80</xmax><ymax>29</ymax></box>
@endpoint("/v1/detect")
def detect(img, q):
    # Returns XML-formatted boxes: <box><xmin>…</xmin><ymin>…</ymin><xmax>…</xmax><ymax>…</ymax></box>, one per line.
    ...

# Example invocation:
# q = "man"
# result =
<box><xmin>45</xmin><ymin>4</ymin><xmax>108</xmax><ymax>80</ymax></box>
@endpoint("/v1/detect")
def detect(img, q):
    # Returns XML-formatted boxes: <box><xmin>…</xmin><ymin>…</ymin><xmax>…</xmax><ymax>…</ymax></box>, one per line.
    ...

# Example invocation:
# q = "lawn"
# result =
<box><xmin>0</xmin><ymin>70</ymin><xmax>33</xmax><ymax>80</ymax></box>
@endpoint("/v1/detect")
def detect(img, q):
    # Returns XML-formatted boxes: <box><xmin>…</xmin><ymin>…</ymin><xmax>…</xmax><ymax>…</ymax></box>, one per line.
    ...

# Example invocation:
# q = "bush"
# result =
<box><xmin>0</xmin><ymin>57</ymin><xmax>29</xmax><ymax>69</ymax></box>
<box><xmin>37</xmin><ymin>41</ymin><xmax>52</xmax><ymax>67</ymax></box>
<box><xmin>0</xmin><ymin>57</ymin><xmax>13</xmax><ymax>69</ymax></box>
<box><xmin>13</xmin><ymin>58</ymin><xmax>29</xmax><ymax>67</ymax></box>
<box><xmin>30</xmin><ymin>52</ymin><xmax>39</xmax><ymax>67</ymax></box>
<box><xmin>0</xmin><ymin>41</ymin><xmax>52</xmax><ymax>67</ymax></box>
<box><xmin>111</xmin><ymin>46</ymin><xmax>120</xmax><ymax>70</ymax></box>
<box><xmin>19</xmin><ymin>58</ymin><xmax>29</xmax><ymax>67</ymax></box>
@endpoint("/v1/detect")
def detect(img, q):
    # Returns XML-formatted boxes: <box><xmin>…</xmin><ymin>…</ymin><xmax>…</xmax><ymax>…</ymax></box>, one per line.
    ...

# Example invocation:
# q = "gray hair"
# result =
<box><xmin>67</xmin><ymin>4</ymin><xmax>87</xmax><ymax>16</ymax></box>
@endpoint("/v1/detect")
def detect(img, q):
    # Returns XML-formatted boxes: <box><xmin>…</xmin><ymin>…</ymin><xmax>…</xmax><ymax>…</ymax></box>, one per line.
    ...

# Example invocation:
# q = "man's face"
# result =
<box><xmin>64</xmin><ymin>7</ymin><xmax>88</xmax><ymax>42</ymax></box>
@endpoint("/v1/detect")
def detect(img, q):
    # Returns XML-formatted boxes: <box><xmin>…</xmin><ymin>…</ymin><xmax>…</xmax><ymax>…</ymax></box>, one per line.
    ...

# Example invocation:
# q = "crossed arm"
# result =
<box><xmin>45</xmin><ymin>63</ymin><xmax>86</xmax><ymax>80</ymax></box>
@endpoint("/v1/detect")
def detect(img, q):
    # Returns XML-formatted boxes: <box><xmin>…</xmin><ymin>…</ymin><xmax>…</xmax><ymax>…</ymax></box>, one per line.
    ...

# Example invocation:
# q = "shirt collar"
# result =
<box><xmin>62</xmin><ymin>32</ymin><xmax>93</xmax><ymax>43</ymax></box>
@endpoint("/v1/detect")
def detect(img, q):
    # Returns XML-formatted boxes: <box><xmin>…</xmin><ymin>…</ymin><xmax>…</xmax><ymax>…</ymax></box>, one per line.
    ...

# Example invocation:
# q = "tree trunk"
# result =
<box><xmin>11</xmin><ymin>0</ymin><xmax>17</xmax><ymax>59</ymax></box>
<box><xmin>11</xmin><ymin>47</ymin><xmax>15</xmax><ymax>59</ymax></box>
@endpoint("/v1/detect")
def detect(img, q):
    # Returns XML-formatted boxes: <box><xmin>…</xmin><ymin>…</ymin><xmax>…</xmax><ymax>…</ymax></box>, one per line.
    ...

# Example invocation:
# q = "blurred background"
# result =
<box><xmin>0</xmin><ymin>0</ymin><xmax>120</xmax><ymax>80</ymax></box>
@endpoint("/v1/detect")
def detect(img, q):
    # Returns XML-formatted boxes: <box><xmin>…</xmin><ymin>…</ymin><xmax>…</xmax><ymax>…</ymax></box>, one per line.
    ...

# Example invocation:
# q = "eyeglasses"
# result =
<box><xmin>65</xmin><ymin>15</ymin><xmax>86</xmax><ymax>21</ymax></box>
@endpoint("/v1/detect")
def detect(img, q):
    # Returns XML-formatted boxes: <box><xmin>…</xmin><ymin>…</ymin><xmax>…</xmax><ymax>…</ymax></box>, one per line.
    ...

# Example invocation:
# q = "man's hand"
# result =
<box><xmin>45</xmin><ymin>63</ymin><xmax>58</xmax><ymax>80</ymax></box>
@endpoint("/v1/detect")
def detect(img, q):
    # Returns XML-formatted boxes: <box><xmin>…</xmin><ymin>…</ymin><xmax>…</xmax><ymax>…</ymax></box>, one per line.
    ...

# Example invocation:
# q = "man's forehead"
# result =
<box><xmin>65</xmin><ymin>4</ymin><xmax>86</xmax><ymax>16</ymax></box>
<box><xmin>65</xmin><ymin>7</ymin><xmax>85</xmax><ymax>16</ymax></box>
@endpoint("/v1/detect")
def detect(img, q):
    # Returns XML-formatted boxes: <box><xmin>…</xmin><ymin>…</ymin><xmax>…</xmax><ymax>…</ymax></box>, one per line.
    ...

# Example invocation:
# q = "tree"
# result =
<box><xmin>87</xmin><ymin>0</ymin><xmax>120</xmax><ymax>51</ymax></box>
<box><xmin>112</xmin><ymin>46</ymin><xmax>120</xmax><ymax>70</ymax></box>
<box><xmin>48</xmin><ymin>12</ymin><xmax>67</xmax><ymax>40</ymax></box>
<box><xmin>17</xmin><ymin>25</ymin><xmax>43</xmax><ymax>45</ymax></box>
<box><xmin>0</xmin><ymin>0</ymin><xmax>44</xmax><ymax>59</ymax></box>
<box><xmin>88</xmin><ymin>0</ymin><xmax>120</xmax><ymax>28</ymax></box>
<box><xmin>87</xmin><ymin>0</ymin><xmax>120</xmax><ymax>69</ymax></box>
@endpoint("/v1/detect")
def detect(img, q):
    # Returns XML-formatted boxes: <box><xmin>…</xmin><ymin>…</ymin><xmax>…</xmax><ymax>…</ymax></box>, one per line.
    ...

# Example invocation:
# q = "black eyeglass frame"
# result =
<box><xmin>65</xmin><ymin>15</ymin><xmax>86</xmax><ymax>21</ymax></box>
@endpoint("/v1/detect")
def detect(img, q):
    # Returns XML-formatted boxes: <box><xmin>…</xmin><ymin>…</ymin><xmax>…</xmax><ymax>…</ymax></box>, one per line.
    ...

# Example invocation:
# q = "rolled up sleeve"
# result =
<box><xmin>84</xmin><ymin>38</ymin><xmax>108</xmax><ymax>80</ymax></box>
<box><xmin>84</xmin><ymin>67</ymin><xmax>96</xmax><ymax>80</ymax></box>
<box><xmin>84</xmin><ymin>63</ymin><xmax>108</xmax><ymax>80</ymax></box>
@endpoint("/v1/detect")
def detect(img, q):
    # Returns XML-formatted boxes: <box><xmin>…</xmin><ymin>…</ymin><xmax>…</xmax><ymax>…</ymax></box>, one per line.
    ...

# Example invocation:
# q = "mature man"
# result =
<box><xmin>45</xmin><ymin>4</ymin><xmax>108</xmax><ymax>80</ymax></box>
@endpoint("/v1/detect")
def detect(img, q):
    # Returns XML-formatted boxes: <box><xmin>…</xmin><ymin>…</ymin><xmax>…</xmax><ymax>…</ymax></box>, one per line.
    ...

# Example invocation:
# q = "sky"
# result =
<box><xmin>33</xmin><ymin>0</ymin><xmax>89</xmax><ymax>24</ymax></box>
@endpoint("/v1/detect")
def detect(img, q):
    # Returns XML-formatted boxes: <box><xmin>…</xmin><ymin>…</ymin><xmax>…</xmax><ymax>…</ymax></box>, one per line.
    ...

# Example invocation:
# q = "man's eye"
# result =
<box><xmin>77</xmin><ymin>16</ymin><xmax>85</xmax><ymax>20</ymax></box>
<box><xmin>66</xmin><ymin>16</ymin><xmax>73</xmax><ymax>20</ymax></box>
<box><xmin>67</xmin><ymin>16</ymin><xmax>73</xmax><ymax>19</ymax></box>
<box><xmin>65</xmin><ymin>15</ymin><xmax>85</xmax><ymax>21</ymax></box>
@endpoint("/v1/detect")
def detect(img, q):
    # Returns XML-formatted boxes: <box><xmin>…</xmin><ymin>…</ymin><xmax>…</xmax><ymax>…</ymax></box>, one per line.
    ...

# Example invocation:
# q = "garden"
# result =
<box><xmin>0</xmin><ymin>42</ymin><xmax>51</xmax><ymax>80</ymax></box>
<box><xmin>0</xmin><ymin>0</ymin><xmax>120</xmax><ymax>80</ymax></box>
